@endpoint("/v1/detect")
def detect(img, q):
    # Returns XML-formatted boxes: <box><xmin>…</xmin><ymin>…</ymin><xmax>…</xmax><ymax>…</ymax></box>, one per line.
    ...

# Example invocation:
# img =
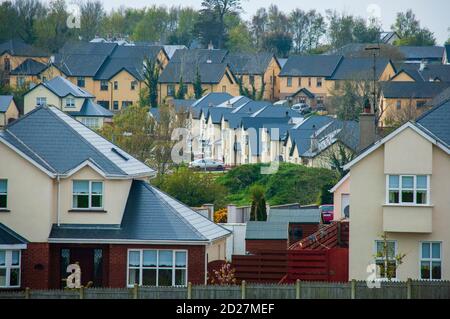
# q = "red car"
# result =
<box><xmin>320</xmin><ymin>205</ymin><xmax>334</xmax><ymax>224</ymax></box>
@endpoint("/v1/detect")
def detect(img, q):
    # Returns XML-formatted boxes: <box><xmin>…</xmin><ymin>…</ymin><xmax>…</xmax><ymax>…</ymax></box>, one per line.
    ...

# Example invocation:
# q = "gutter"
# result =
<box><xmin>56</xmin><ymin>174</ymin><xmax>61</xmax><ymax>226</ymax></box>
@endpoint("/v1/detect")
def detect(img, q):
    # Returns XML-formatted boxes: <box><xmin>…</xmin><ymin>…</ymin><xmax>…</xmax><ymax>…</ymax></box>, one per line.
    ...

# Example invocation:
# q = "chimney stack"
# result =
<box><xmin>208</xmin><ymin>41</ymin><xmax>214</xmax><ymax>50</ymax></box>
<box><xmin>358</xmin><ymin>109</ymin><xmax>377</xmax><ymax>152</ymax></box>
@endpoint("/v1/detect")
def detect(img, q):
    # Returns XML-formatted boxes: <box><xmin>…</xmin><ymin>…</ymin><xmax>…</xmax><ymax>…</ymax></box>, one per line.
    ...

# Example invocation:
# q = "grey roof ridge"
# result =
<box><xmin>140</xmin><ymin>182</ymin><xmax>209</xmax><ymax>241</ymax></box>
<box><xmin>4</xmin><ymin>120</ymin><xmax>57</xmax><ymax>174</ymax></box>
<box><xmin>45</xmin><ymin>107</ymin><xmax>127</xmax><ymax>176</ymax></box>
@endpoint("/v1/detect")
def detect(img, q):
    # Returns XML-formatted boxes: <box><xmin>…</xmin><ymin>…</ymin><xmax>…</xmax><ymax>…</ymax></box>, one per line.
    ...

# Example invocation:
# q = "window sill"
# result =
<box><xmin>383</xmin><ymin>204</ymin><xmax>433</xmax><ymax>208</ymax></box>
<box><xmin>0</xmin><ymin>209</ymin><xmax>11</xmax><ymax>213</ymax></box>
<box><xmin>68</xmin><ymin>209</ymin><xmax>107</xmax><ymax>213</ymax></box>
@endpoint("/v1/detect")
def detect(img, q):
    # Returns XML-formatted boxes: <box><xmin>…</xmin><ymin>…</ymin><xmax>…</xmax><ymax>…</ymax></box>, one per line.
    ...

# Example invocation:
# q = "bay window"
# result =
<box><xmin>0</xmin><ymin>179</ymin><xmax>7</xmax><ymax>209</ymax></box>
<box><xmin>387</xmin><ymin>175</ymin><xmax>429</xmax><ymax>205</ymax></box>
<box><xmin>72</xmin><ymin>180</ymin><xmax>103</xmax><ymax>210</ymax></box>
<box><xmin>127</xmin><ymin>250</ymin><xmax>187</xmax><ymax>287</ymax></box>
<box><xmin>421</xmin><ymin>242</ymin><xmax>442</xmax><ymax>280</ymax></box>
<box><xmin>0</xmin><ymin>250</ymin><xmax>21</xmax><ymax>288</ymax></box>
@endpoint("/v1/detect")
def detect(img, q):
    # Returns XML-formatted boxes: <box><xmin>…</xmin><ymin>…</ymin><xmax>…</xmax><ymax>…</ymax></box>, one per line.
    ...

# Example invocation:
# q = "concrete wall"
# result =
<box><xmin>221</xmin><ymin>223</ymin><xmax>246</xmax><ymax>260</ymax></box>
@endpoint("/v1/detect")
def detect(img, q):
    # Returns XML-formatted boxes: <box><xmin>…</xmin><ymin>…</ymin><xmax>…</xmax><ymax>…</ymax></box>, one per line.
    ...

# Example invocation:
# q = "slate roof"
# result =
<box><xmin>36</xmin><ymin>76</ymin><xmax>94</xmax><ymax>98</ymax></box>
<box><xmin>416</xmin><ymin>100</ymin><xmax>450</xmax><ymax>147</ymax></box>
<box><xmin>171</xmin><ymin>99</ymin><xmax>196</xmax><ymax>113</ymax></box>
<box><xmin>225</xmin><ymin>52</ymin><xmax>275</xmax><ymax>75</ymax></box>
<box><xmin>67</xmin><ymin>99</ymin><xmax>113</xmax><ymax>118</ymax></box>
<box><xmin>262</xmin><ymin>123</ymin><xmax>294</xmax><ymax>141</ymax></box>
<box><xmin>330</xmin><ymin>57</ymin><xmax>391</xmax><ymax>80</ymax></box>
<box><xmin>394</xmin><ymin>63</ymin><xmax>450</xmax><ymax>82</ymax></box>
<box><xmin>251</xmin><ymin>106</ymin><xmax>299</xmax><ymax>119</ymax></box>
<box><xmin>431</xmin><ymin>87</ymin><xmax>450</xmax><ymax>107</ymax></box>
<box><xmin>0</xmin><ymin>95</ymin><xmax>14</xmax><ymax>113</ymax></box>
<box><xmin>279</xmin><ymin>55</ymin><xmax>342</xmax><ymax>77</ymax></box>
<box><xmin>59</xmin><ymin>41</ymin><xmax>118</xmax><ymax>56</ymax></box>
<box><xmin>0</xmin><ymin>223</ymin><xmax>28</xmax><ymax>245</ymax></box>
<box><xmin>170</xmin><ymin>49</ymin><xmax>228</xmax><ymax>64</ymax></box>
<box><xmin>0</xmin><ymin>39</ymin><xmax>48</xmax><ymax>57</ymax></box>
<box><xmin>190</xmin><ymin>93</ymin><xmax>234</xmax><ymax>119</ymax></box>
<box><xmin>159</xmin><ymin>62</ymin><xmax>232</xmax><ymax>84</ymax></box>
<box><xmin>0</xmin><ymin>106</ymin><xmax>154</xmax><ymax>177</ymax></box>
<box><xmin>231</xmin><ymin>101</ymin><xmax>271</xmax><ymax>115</ymax></box>
<box><xmin>49</xmin><ymin>180</ymin><xmax>230</xmax><ymax>242</ymax></box>
<box><xmin>10</xmin><ymin>59</ymin><xmax>47</xmax><ymax>75</ymax></box>
<box><xmin>397</xmin><ymin>46</ymin><xmax>445</xmax><ymax>61</ymax></box>
<box><xmin>381</xmin><ymin>82</ymin><xmax>450</xmax><ymax>99</ymax></box>
<box><xmin>246</xmin><ymin>222</ymin><xmax>288</xmax><ymax>240</ymax></box>
<box><xmin>207</xmin><ymin>107</ymin><xmax>234</xmax><ymax>124</ymax></box>
<box><xmin>53</xmin><ymin>53</ymin><xmax>109</xmax><ymax>77</ymax></box>
<box><xmin>268</xmin><ymin>208</ymin><xmax>321</xmax><ymax>224</ymax></box>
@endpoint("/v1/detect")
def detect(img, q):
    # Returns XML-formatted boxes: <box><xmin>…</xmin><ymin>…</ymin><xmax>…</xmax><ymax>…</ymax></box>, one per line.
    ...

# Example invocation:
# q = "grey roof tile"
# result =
<box><xmin>10</xmin><ymin>59</ymin><xmax>47</xmax><ymax>75</ymax></box>
<box><xmin>39</xmin><ymin>76</ymin><xmax>94</xmax><ymax>98</ymax></box>
<box><xmin>67</xmin><ymin>99</ymin><xmax>113</xmax><ymax>118</ymax></box>
<box><xmin>0</xmin><ymin>223</ymin><xmax>28</xmax><ymax>245</ymax></box>
<box><xmin>225</xmin><ymin>52</ymin><xmax>274</xmax><ymax>75</ymax></box>
<box><xmin>330</xmin><ymin>57</ymin><xmax>391</xmax><ymax>80</ymax></box>
<box><xmin>0</xmin><ymin>38</ymin><xmax>48</xmax><ymax>57</ymax></box>
<box><xmin>381</xmin><ymin>81</ymin><xmax>450</xmax><ymax>99</ymax></box>
<box><xmin>0</xmin><ymin>95</ymin><xmax>14</xmax><ymax>113</ymax></box>
<box><xmin>245</xmin><ymin>222</ymin><xmax>288</xmax><ymax>240</ymax></box>
<box><xmin>268</xmin><ymin>208</ymin><xmax>321</xmax><ymax>223</ymax></box>
<box><xmin>416</xmin><ymin>100</ymin><xmax>450</xmax><ymax>146</ymax></box>
<box><xmin>280</xmin><ymin>55</ymin><xmax>342</xmax><ymax>77</ymax></box>
<box><xmin>397</xmin><ymin>46</ymin><xmax>445</xmax><ymax>60</ymax></box>
<box><xmin>159</xmin><ymin>62</ymin><xmax>231</xmax><ymax>84</ymax></box>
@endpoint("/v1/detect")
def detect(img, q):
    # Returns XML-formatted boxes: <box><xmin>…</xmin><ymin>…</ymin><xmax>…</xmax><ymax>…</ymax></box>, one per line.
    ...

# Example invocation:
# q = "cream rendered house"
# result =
<box><xmin>343</xmin><ymin>100</ymin><xmax>450</xmax><ymax>281</ymax></box>
<box><xmin>0</xmin><ymin>96</ymin><xmax>19</xmax><ymax>127</ymax></box>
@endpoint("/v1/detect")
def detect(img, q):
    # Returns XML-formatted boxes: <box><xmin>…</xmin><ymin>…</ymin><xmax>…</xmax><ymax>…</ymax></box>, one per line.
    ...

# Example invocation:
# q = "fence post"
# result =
<box><xmin>133</xmin><ymin>283</ymin><xmax>139</xmax><ymax>299</ymax></box>
<box><xmin>407</xmin><ymin>278</ymin><xmax>412</xmax><ymax>299</ymax></box>
<box><xmin>25</xmin><ymin>287</ymin><xmax>30</xmax><ymax>299</ymax></box>
<box><xmin>241</xmin><ymin>281</ymin><xmax>246</xmax><ymax>299</ymax></box>
<box><xmin>187</xmin><ymin>282</ymin><xmax>192</xmax><ymax>299</ymax></box>
<box><xmin>79</xmin><ymin>286</ymin><xmax>85</xmax><ymax>300</ymax></box>
<box><xmin>351</xmin><ymin>279</ymin><xmax>356</xmax><ymax>299</ymax></box>
<box><xmin>296</xmin><ymin>280</ymin><xmax>301</xmax><ymax>299</ymax></box>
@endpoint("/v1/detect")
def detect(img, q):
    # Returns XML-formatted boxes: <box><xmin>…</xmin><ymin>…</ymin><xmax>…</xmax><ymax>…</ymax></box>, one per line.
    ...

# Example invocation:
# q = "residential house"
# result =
<box><xmin>225</xmin><ymin>52</ymin><xmax>281</xmax><ymax>101</ymax></box>
<box><xmin>379</xmin><ymin>81</ymin><xmax>450</xmax><ymax>127</ymax></box>
<box><xmin>391</xmin><ymin>62</ymin><xmax>450</xmax><ymax>82</ymax></box>
<box><xmin>329</xmin><ymin>173</ymin><xmax>350</xmax><ymax>221</ymax></box>
<box><xmin>0</xmin><ymin>39</ymin><xmax>48</xmax><ymax>85</ymax></box>
<box><xmin>396</xmin><ymin>46</ymin><xmax>445</xmax><ymax>64</ymax></box>
<box><xmin>342</xmin><ymin>99</ymin><xmax>450</xmax><ymax>281</ymax></box>
<box><xmin>279</xmin><ymin>55</ymin><xmax>342</xmax><ymax>106</ymax></box>
<box><xmin>9</xmin><ymin>59</ymin><xmax>49</xmax><ymax>89</ymax></box>
<box><xmin>23</xmin><ymin>76</ymin><xmax>113</xmax><ymax>129</ymax></box>
<box><xmin>158</xmin><ymin>49</ymin><xmax>239</xmax><ymax>104</ymax></box>
<box><xmin>0</xmin><ymin>96</ymin><xmax>19</xmax><ymax>127</ymax></box>
<box><xmin>0</xmin><ymin>106</ymin><xmax>230</xmax><ymax>289</ymax></box>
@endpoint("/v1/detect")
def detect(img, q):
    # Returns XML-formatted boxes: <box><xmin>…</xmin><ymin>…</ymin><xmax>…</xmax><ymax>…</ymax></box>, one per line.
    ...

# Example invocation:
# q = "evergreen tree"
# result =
<box><xmin>250</xmin><ymin>185</ymin><xmax>267</xmax><ymax>221</ymax></box>
<box><xmin>143</xmin><ymin>57</ymin><xmax>159</xmax><ymax>108</ymax></box>
<box><xmin>175</xmin><ymin>76</ymin><xmax>186</xmax><ymax>99</ymax></box>
<box><xmin>193</xmin><ymin>68</ymin><xmax>205</xmax><ymax>99</ymax></box>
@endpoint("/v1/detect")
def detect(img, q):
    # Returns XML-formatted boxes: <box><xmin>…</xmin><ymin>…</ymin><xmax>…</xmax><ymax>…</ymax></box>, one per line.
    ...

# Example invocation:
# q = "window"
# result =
<box><xmin>287</xmin><ymin>77</ymin><xmax>292</xmax><ymax>87</ymax></box>
<box><xmin>127</xmin><ymin>250</ymin><xmax>187</xmax><ymax>287</ymax></box>
<box><xmin>97</xmin><ymin>101</ymin><xmax>110</xmax><ymax>109</ymax></box>
<box><xmin>308</xmin><ymin>78</ymin><xmax>312</xmax><ymax>87</ymax></box>
<box><xmin>416</xmin><ymin>100</ymin><xmax>427</xmax><ymax>108</ymax></box>
<box><xmin>100</xmin><ymin>80</ymin><xmax>109</xmax><ymax>91</ymax></box>
<box><xmin>375</xmin><ymin>240</ymin><xmax>397</xmax><ymax>279</ymax></box>
<box><xmin>387</xmin><ymin>175</ymin><xmax>429</xmax><ymax>205</ymax></box>
<box><xmin>396</xmin><ymin>100</ymin><xmax>402</xmax><ymax>110</ymax></box>
<box><xmin>0</xmin><ymin>180</ymin><xmax>7</xmax><ymax>209</ymax></box>
<box><xmin>65</xmin><ymin>98</ymin><xmax>75</xmax><ymax>108</ymax></box>
<box><xmin>317</xmin><ymin>78</ymin><xmax>323</xmax><ymax>87</ymax></box>
<box><xmin>249</xmin><ymin>75</ymin><xmax>255</xmax><ymax>86</ymax></box>
<box><xmin>317</xmin><ymin>96</ymin><xmax>324</xmax><ymax>105</ymax></box>
<box><xmin>17</xmin><ymin>77</ymin><xmax>25</xmax><ymax>87</ymax></box>
<box><xmin>77</xmin><ymin>77</ymin><xmax>85</xmax><ymax>87</ymax></box>
<box><xmin>80</xmin><ymin>117</ymin><xmax>100</xmax><ymax>129</ymax></box>
<box><xmin>0</xmin><ymin>250</ymin><xmax>21</xmax><ymax>288</ymax></box>
<box><xmin>167</xmin><ymin>85</ymin><xmax>175</xmax><ymax>97</ymax></box>
<box><xmin>131</xmin><ymin>81</ymin><xmax>138</xmax><ymax>91</ymax></box>
<box><xmin>420</xmin><ymin>242</ymin><xmax>442</xmax><ymax>280</ymax></box>
<box><xmin>222</xmin><ymin>85</ymin><xmax>226</xmax><ymax>92</ymax></box>
<box><xmin>114</xmin><ymin>81</ymin><xmax>119</xmax><ymax>90</ymax></box>
<box><xmin>4</xmin><ymin>57</ymin><xmax>11</xmax><ymax>71</ymax></box>
<box><xmin>122</xmin><ymin>101</ymin><xmax>132</xmax><ymax>109</ymax></box>
<box><xmin>72</xmin><ymin>180</ymin><xmax>103</xmax><ymax>210</ymax></box>
<box><xmin>36</xmin><ymin>97</ymin><xmax>47</xmax><ymax>107</ymax></box>
<box><xmin>113</xmin><ymin>101</ymin><xmax>119</xmax><ymax>110</ymax></box>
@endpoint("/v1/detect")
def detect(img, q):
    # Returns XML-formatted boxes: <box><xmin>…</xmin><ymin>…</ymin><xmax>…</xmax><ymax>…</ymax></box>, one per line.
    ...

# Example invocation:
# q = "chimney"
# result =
<box><xmin>420</xmin><ymin>59</ymin><xmax>428</xmax><ymax>72</ymax></box>
<box><xmin>227</xmin><ymin>205</ymin><xmax>237</xmax><ymax>223</ymax></box>
<box><xmin>208</xmin><ymin>41</ymin><xmax>214</xmax><ymax>50</ymax></box>
<box><xmin>203</xmin><ymin>204</ymin><xmax>215</xmax><ymax>221</ymax></box>
<box><xmin>358</xmin><ymin>109</ymin><xmax>377</xmax><ymax>152</ymax></box>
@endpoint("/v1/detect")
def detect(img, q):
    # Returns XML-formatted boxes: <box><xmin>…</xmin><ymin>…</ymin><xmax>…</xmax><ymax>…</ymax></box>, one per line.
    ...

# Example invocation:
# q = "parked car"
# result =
<box><xmin>189</xmin><ymin>159</ymin><xmax>225</xmax><ymax>171</ymax></box>
<box><xmin>320</xmin><ymin>205</ymin><xmax>334</xmax><ymax>224</ymax></box>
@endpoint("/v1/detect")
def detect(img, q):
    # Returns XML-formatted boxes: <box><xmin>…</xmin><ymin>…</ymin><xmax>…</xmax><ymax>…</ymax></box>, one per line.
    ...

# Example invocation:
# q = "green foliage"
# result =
<box><xmin>262</xmin><ymin>31</ymin><xmax>292</xmax><ymax>58</ymax></box>
<box><xmin>152</xmin><ymin>166</ymin><xmax>228</xmax><ymax>208</ymax></box>
<box><xmin>175</xmin><ymin>77</ymin><xmax>186</xmax><ymax>100</ymax></box>
<box><xmin>328</xmin><ymin>144</ymin><xmax>355</xmax><ymax>178</ymax></box>
<box><xmin>216</xmin><ymin>163</ymin><xmax>339</xmax><ymax>206</ymax></box>
<box><xmin>392</xmin><ymin>9</ymin><xmax>436</xmax><ymax>46</ymax></box>
<box><xmin>193</xmin><ymin>68</ymin><xmax>205</xmax><ymax>99</ymax></box>
<box><xmin>143</xmin><ymin>57</ymin><xmax>159</xmax><ymax>108</ymax></box>
<box><xmin>250</xmin><ymin>185</ymin><xmax>267</xmax><ymax>221</ymax></box>
<box><xmin>226</xmin><ymin>23</ymin><xmax>253</xmax><ymax>53</ymax></box>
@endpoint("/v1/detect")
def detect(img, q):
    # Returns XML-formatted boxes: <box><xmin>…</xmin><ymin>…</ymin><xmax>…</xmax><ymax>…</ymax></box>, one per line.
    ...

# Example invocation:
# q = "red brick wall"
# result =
<box><xmin>21</xmin><ymin>243</ymin><xmax>50</xmax><ymax>290</ymax></box>
<box><xmin>108</xmin><ymin>244</ymin><xmax>206</xmax><ymax>288</ymax></box>
<box><xmin>246</xmin><ymin>240</ymin><xmax>287</xmax><ymax>254</ymax></box>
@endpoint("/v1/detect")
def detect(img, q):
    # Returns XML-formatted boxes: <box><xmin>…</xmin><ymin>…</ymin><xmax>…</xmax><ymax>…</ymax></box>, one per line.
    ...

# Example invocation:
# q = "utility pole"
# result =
<box><xmin>365</xmin><ymin>45</ymin><xmax>380</xmax><ymax>114</ymax></box>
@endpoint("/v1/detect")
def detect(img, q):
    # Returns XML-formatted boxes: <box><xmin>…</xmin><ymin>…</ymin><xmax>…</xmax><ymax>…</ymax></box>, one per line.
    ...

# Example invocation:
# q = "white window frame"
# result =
<box><xmin>126</xmin><ymin>249</ymin><xmax>188</xmax><ymax>288</ymax></box>
<box><xmin>80</xmin><ymin>117</ymin><xmax>100</xmax><ymax>129</ymax></box>
<box><xmin>65</xmin><ymin>97</ymin><xmax>76</xmax><ymax>108</ymax></box>
<box><xmin>317</xmin><ymin>77</ymin><xmax>323</xmax><ymax>87</ymax></box>
<box><xmin>287</xmin><ymin>77</ymin><xmax>292</xmax><ymax>87</ymax></box>
<box><xmin>386</xmin><ymin>175</ymin><xmax>430</xmax><ymax>206</ymax></box>
<box><xmin>0</xmin><ymin>179</ymin><xmax>7</xmax><ymax>209</ymax></box>
<box><xmin>420</xmin><ymin>241</ymin><xmax>442</xmax><ymax>281</ymax></box>
<box><xmin>374</xmin><ymin>240</ymin><xmax>398</xmax><ymax>281</ymax></box>
<box><xmin>36</xmin><ymin>97</ymin><xmax>47</xmax><ymax>107</ymax></box>
<box><xmin>0</xmin><ymin>250</ymin><xmax>21</xmax><ymax>288</ymax></box>
<box><xmin>72</xmin><ymin>180</ymin><xmax>104</xmax><ymax>210</ymax></box>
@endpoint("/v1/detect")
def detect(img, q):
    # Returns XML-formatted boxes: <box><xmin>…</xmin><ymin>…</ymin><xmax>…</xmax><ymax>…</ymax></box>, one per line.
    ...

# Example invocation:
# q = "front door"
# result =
<box><xmin>60</xmin><ymin>248</ymin><xmax>104</xmax><ymax>288</ymax></box>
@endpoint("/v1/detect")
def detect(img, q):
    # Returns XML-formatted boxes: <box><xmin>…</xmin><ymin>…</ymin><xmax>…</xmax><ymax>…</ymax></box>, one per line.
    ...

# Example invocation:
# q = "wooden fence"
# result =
<box><xmin>0</xmin><ymin>280</ymin><xmax>449</xmax><ymax>299</ymax></box>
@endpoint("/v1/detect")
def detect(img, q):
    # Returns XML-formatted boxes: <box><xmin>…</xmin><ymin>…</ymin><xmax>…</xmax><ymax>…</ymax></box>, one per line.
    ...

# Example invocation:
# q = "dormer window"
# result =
<box><xmin>36</xmin><ymin>97</ymin><xmax>47</xmax><ymax>107</ymax></box>
<box><xmin>72</xmin><ymin>180</ymin><xmax>103</xmax><ymax>210</ymax></box>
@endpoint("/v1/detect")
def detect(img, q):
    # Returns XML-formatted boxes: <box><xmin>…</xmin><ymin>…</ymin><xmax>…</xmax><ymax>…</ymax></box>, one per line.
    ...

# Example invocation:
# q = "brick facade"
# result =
<box><xmin>17</xmin><ymin>243</ymin><xmax>206</xmax><ymax>289</ymax></box>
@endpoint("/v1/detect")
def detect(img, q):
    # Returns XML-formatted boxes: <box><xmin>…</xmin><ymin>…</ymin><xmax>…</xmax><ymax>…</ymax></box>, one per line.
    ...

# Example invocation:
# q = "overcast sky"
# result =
<box><xmin>96</xmin><ymin>0</ymin><xmax>449</xmax><ymax>44</ymax></box>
